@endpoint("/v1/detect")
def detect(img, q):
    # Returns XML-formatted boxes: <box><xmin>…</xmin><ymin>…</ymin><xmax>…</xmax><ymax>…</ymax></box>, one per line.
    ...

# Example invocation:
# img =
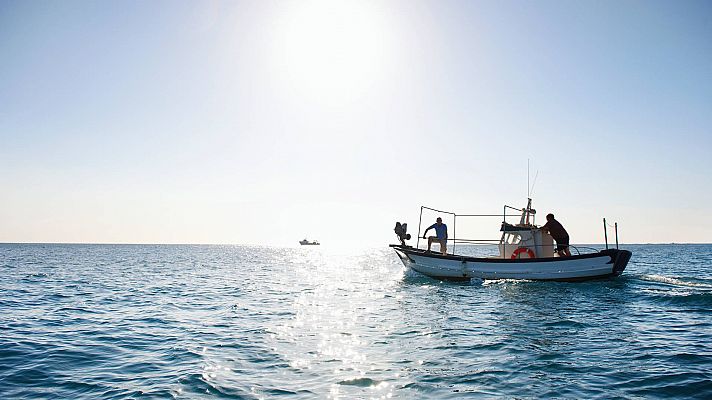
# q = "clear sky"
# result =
<box><xmin>1</xmin><ymin>0</ymin><xmax>711</xmax><ymax>246</ymax></box>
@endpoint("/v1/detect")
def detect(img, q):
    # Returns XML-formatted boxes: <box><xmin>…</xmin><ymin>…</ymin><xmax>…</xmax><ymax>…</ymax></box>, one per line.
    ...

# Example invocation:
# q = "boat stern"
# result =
<box><xmin>611</xmin><ymin>249</ymin><xmax>632</xmax><ymax>276</ymax></box>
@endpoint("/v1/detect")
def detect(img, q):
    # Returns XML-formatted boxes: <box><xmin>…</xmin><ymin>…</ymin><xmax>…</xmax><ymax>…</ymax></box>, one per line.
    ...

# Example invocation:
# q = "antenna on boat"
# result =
<box><xmin>530</xmin><ymin>170</ymin><xmax>539</xmax><ymax>197</ymax></box>
<box><xmin>527</xmin><ymin>159</ymin><xmax>539</xmax><ymax>198</ymax></box>
<box><xmin>524</xmin><ymin>160</ymin><xmax>538</xmax><ymax>225</ymax></box>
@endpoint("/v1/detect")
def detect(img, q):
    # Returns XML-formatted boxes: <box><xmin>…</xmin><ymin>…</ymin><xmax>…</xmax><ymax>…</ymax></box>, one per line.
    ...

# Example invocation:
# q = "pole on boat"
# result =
<box><xmin>504</xmin><ymin>205</ymin><xmax>507</xmax><ymax>257</ymax></box>
<box><xmin>603</xmin><ymin>218</ymin><xmax>609</xmax><ymax>250</ymax></box>
<box><xmin>417</xmin><ymin>206</ymin><xmax>423</xmax><ymax>249</ymax></box>
<box><xmin>453</xmin><ymin>214</ymin><xmax>457</xmax><ymax>255</ymax></box>
<box><xmin>615</xmin><ymin>222</ymin><xmax>619</xmax><ymax>249</ymax></box>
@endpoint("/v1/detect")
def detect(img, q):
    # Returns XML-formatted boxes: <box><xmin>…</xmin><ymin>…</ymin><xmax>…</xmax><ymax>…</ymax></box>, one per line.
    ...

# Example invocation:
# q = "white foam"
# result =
<box><xmin>637</xmin><ymin>274</ymin><xmax>712</xmax><ymax>289</ymax></box>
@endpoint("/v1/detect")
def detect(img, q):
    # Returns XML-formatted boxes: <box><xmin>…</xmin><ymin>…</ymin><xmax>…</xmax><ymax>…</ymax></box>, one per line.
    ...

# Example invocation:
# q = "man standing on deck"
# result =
<box><xmin>423</xmin><ymin>217</ymin><xmax>448</xmax><ymax>255</ymax></box>
<box><xmin>541</xmin><ymin>213</ymin><xmax>571</xmax><ymax>257</ymax></box>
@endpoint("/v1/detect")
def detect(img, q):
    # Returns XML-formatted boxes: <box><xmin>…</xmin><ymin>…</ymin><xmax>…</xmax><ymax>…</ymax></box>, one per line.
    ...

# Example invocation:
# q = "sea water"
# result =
<box><xmin>1</xmin><ymin>243</ymin><xmax>711</xmax><ymax>399</ymax></box>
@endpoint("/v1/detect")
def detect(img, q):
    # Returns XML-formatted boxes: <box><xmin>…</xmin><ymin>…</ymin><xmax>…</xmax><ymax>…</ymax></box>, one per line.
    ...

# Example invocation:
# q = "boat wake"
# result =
<box><xmin>627</xmin><ymin>274</ymin><xmax>712</xmax><ymax>308</ymax></box>
<box><xmin>633</xmin><ymin>274</ymin><xmax>712</xmax><ymax>290</ymax></box>
<box><xmin>481</xmin><ymin>278</ymin><xmax>534</xmax><ymax>286</ymax></box>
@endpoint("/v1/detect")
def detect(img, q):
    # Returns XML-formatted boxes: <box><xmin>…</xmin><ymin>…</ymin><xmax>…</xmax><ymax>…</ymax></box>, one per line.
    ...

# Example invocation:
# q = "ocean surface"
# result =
<box><xmin>1</xmin><ymin>243</ymin><xmax>711</xmax><ymax>399</ymax></box>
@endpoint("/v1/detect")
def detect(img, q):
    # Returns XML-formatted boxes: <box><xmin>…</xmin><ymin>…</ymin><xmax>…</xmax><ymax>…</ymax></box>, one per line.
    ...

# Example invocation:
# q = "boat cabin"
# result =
<box><xmin>499</xmin><ymin>223</ymin><xmax>554</xmax><ymax>259</ymax></box>
<box><xmin>498</xmin><ymin>198</ymin><xmax>555</xmax><ymax>259</ymax></box>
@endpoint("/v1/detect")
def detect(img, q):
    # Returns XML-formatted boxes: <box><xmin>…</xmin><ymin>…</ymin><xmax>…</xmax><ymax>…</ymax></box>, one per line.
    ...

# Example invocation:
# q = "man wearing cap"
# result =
<box><xmin>423</xmin><ymin>217</ymin><xmax>448</xmax><ymax>254</ymax></box>
<box><xmin>541</xmin><ymin>213</ymin><xmax>571</xmax><ymax>257</ymax></box>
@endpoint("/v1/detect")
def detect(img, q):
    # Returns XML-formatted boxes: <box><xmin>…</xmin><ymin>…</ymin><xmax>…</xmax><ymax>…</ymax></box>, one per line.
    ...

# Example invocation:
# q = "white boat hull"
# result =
<box><xmin>391</xmin><ymin>245</ymin><xmax>631</xmax><ymax>281</ymax></box>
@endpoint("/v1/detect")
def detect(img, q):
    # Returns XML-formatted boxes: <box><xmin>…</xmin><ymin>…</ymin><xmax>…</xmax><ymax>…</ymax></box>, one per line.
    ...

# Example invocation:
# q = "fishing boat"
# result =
<box><xmin>391</xmin><ymin>199</ymin><xmax>631</xmax><ymax>281</ymax></box>
<box><xmin>299</xmin><ymin>239</ymin><xmax>320</xmax><ymax>246</ymax></box>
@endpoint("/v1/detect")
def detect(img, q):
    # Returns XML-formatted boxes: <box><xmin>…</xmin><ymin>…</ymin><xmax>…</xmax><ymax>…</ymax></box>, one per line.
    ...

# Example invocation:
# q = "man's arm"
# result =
<box><xmin>422</xmin><ymin>224</ymin><xmax>434</xmax><ymax>238</ymax></box>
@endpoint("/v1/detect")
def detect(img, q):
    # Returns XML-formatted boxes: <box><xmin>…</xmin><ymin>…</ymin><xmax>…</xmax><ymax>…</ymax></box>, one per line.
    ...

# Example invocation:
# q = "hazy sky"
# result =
<box><xmin>1</xmin><ymin>0</ymin><xmax>711</xmax><ymax>245</ymax></box>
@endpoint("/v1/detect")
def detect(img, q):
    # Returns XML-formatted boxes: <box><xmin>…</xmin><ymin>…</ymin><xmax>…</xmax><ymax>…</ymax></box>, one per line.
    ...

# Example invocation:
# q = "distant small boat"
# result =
<box><xmin>299</xmin><ymin>239</ymin><xmax>320</xmax><ymax>246</ymax></box>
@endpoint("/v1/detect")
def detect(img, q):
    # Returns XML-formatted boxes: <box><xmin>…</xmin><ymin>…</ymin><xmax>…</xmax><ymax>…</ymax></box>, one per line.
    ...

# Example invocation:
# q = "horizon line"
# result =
<box><xmin>1</xmin><ymin>241</ymin><xmax>710</xmax><ymax>246</ymax></box>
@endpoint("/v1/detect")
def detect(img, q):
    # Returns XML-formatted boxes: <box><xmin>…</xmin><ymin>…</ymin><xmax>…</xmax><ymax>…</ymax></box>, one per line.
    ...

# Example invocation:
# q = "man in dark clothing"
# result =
<box><xmin>541</xmin><ymin>213</ymin><xmax>571</xmax><ymax>257</ymax></box>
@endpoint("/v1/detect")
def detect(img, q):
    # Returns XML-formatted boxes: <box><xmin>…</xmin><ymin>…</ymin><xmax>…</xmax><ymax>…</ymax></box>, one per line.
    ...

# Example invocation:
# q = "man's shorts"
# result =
<box><xmin>554</xmin><ymin>235</ymin><xmax>570</xmax><ymax>252</ymax></box>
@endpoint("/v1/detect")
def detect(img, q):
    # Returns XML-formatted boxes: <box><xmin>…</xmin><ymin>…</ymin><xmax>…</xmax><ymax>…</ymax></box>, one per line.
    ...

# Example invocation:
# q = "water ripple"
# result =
<box><xmin>1</xmin><ymin>243</ymin><xmax>711</xmax><ymax>398</ymax></box>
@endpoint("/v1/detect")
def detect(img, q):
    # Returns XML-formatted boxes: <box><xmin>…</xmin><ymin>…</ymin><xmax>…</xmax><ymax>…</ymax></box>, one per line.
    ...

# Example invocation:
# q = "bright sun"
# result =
<box><xmin>270</xmin><ymin>0</ymin><xmax>394</xmax><ymax>101</ymax></box>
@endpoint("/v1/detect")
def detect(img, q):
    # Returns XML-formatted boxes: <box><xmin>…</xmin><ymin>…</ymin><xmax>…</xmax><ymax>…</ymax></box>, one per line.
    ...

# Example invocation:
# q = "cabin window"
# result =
<box><xmin>505</xmin><ymin>233</ymin><xmax>521</xmax><ymax>245</ymax></box>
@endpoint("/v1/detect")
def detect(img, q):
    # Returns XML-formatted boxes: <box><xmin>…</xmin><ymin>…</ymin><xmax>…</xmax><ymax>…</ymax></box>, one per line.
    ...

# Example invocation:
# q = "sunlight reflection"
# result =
<box><xmin>268</xmin><ymin>247</ymin><xmax>403</xmax><ymax>398</ymax></box>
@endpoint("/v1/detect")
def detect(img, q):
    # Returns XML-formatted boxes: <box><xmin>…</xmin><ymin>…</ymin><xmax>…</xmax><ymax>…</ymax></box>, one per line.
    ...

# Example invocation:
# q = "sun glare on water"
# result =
<box><xmin>270</xmin><ymin>0</ymin><xmax>396</xmax><ymax>102</ymax></box>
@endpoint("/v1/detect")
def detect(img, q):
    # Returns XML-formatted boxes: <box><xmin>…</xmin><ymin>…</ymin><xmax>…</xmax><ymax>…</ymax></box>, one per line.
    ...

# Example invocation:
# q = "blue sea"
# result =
<box><xmin>1</xmin><ymin>243</ymin><xmax>711</xmax><ymax>399</ymax></box>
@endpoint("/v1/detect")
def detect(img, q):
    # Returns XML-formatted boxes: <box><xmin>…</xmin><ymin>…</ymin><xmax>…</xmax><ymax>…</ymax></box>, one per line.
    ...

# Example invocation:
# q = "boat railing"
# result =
<box><xmin>569</xmin><ymin>245</ymin><xmax>602</xmax><ymax>255</ymax></box>
<box><xmin>426</xmin><ymin>240</ymin><xmax>598</xmax><ymax>257</ymax></box>
<box><xmin>416</xmin><ymin>204</ymin><xmax>615</xmax><ymax>257</ymax></box>
<box><xmin>417</xmin><ymin>204</ymin><xmax>532</xmax><ymax>255</ymax></box>
<box><xmin>603</xmin><ymin>218</ymin><xmax>620</xmax><ymax>250</ymax></box>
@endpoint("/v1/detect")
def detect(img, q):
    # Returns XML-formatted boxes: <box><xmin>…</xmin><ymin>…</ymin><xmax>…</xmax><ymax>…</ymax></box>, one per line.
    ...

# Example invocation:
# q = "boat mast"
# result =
<box><xmin>520</xmin><ymin>198</ymin><xmax>533</xmax><ymax>225</ymax></box>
